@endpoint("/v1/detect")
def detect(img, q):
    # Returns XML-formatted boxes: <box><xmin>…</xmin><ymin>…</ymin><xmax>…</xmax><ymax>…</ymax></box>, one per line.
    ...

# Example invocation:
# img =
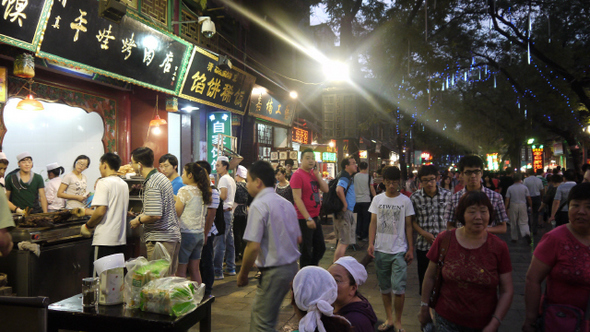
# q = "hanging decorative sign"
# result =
<box><xmin>207</xmin><ymin>111</ymin><xmax>232</xmax><ymax>170</ymax></box>
<box><xmin>37</xmin><ymin>2</ymin><xmax>192</xmax><ymax>95</ymax></box>
<box><xmin>322</xmin><ymin>152</ymin><xmax>337</xmax><ymax>163</ymax></box>
<box><xmin>0</xmin><ymin>0</ymin><xmax>52</xmax><ymax>51</ymax></box>
<box><xmin>291</xmin><ymin>127</ymin><xmax>309</xmax><ymax>144</ymax></box>
<box><xmin>532</xmin><ymin>147</ymin><xmax>544</xmax><ymax>173</ymax></box>
<box><xmin>0</xmin><ymin>67</ymin><xmax>6</xmax><ymax>103</ymax></box>
<box><xmin>359</xmin><ymin>150</ymin><xmax>368</xmax><ymax>159</ymax></box>
<box><xmin>249</xmin><ymin>85</ymin><xmax>296</xmax><ymax>126</ymax></box>
<box><xmin>179</xmin><ymin>47</ymin><xmax>256</xmax><ymax>115</ymax></box>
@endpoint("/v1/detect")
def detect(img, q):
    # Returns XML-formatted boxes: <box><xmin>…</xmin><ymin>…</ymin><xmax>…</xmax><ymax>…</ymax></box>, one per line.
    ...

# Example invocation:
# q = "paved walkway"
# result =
<box><xmin>192</xmin><ymin>222</ymin><xmax>547</xmax><ymax>331</ymax></box>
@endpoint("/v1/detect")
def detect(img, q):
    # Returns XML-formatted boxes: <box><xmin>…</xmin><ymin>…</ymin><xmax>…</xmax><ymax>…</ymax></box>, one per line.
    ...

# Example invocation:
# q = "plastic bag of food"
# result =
<box><xmin>139</xmin><ymin>277</ymin><xmax>205</xmax><ymax>317</ymax></box>
<box><xmin>124</xmin><ymin>243</ymin><xmax>171</xmax><ymax>308</ymax></box>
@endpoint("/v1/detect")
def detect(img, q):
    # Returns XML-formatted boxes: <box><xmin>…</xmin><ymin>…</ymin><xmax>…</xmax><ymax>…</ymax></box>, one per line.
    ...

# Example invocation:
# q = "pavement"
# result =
<box><xmin>191</xmin><ymin>220</ymin><xmax>547</xmax><ymax>332</ymax></box>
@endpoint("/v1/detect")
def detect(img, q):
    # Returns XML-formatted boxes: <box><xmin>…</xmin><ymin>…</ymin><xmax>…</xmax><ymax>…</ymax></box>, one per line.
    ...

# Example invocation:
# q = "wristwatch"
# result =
<box><xmin>306</xmin><ymin>217</ymin><xmax>313</xmax><ymax>222</ymax></box>
<box><xmin>420</xmin><ymin>301</ymin><xmax>429</xmax><ymax>307</ymax></box>
<box><xmin>138</xmin><ymin>216</ymin><xmax>143</xmax><ymax>224</ymax></box>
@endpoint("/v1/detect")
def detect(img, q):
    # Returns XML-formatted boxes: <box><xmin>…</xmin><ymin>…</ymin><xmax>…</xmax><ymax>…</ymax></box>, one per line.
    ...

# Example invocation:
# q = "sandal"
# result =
<box><xmin>378</xmin><ymin>322</ymin><xmax>394</xmax><ymax>331</ymax></box>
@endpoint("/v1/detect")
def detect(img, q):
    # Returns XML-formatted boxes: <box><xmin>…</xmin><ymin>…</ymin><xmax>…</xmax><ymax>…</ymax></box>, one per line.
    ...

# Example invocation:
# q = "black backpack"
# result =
<box><xmin>320</xmin><ymin>174</ymin><xmax>352</xmax><ymax>215</ymax></box>
<box><xmin>212</xmin><ymin>185</ymin><xmax>226</xmax><ymax>235</ymax></box>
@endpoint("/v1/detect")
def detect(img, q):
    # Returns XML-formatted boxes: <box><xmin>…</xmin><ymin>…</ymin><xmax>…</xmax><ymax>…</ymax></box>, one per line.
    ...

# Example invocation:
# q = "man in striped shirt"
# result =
<box><xmin>130</xmin><ymin>147</ymin><xmax>181</xmax><ymax>276</ymax></box>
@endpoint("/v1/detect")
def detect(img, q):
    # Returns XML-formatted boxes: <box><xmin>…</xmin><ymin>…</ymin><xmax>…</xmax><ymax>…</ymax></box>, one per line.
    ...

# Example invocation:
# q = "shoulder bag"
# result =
<box><xmin>538</xmin><ymin>290</ymin><xmax>590</xmax><ymax>332</ymax></box>
<box><xmin>429</xmin><ymin>230</ymin><xmax>452</xmax><ymax>308</ymax></box>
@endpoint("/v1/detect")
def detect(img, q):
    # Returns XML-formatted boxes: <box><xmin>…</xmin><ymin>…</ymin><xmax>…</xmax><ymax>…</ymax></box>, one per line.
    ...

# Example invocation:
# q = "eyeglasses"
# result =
<box><xmin>383</xmin><ymin>180</ymin><xmax>400</xmax><ymax>186</ymax></box>
<box><xmin>421</xmin><ymin>178</ymin><xmax>437</xmax><ymax>184</ymax></box>
<box><xmin>463</xmin><ymin>169</ymin><xmax>482</xmax><ymax>177</ymax></box>
<box><xmin>76</xmin><ymin>161</ymin><xmax>88</xmax><ymax>168</ymax></box>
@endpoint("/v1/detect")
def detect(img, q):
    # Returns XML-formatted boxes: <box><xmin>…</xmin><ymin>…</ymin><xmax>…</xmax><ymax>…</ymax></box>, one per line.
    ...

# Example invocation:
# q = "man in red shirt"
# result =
<box><xmin>291</xmin><ymin>148</ymin><xmax>329</xmax><ymax>267</ymax></box>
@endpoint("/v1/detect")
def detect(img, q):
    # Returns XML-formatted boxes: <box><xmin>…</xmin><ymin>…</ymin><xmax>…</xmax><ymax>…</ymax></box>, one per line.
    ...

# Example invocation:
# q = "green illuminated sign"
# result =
<box><xmin>322</xmin><ymin>152</ymin><xmax>337</xmax><ymax>162</ymax></box>
<box><xmin>207</xmin><ymin>111</ymin><xmax>232</xmax><ymax>171</ymax></box>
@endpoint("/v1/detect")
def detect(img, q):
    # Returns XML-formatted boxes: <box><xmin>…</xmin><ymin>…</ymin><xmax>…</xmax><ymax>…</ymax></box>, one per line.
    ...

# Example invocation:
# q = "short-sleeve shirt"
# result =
<box><xmin>410</xmin><ymin>187</ymin><xmax>451</xmax><ymax>251</ymax></box>
<box><xmin>62</xmin><ymin>172</ymin><xmax>88</xmax><ymax>209</ymax></box>
<box><xmin>243</xmin><ymin>187</ymin><xmax>301</xmax><ymax>267</ymax></box>
<box><xmin>337</xmin><ymin>172</ymin><xmax>355</xmax><ymax>212</ymax></box>
<box><xmin>506</xmin><ymin>183</ymin><xmax>530</xmax><ymax>204</ymax></box>
<box><xmin>141</xmin><ymin>170</ymin><xmax>180</xmax><ymax>242</ymax></box>
<box><xmin>445</xmin><ymin>186</ymin><xmax>508</xmax><ymax>228</ymax></box>
<box><xmin>0</xmin><ymin>193</ymin><xmax>15</xmax><ymax>229</ymax></box>
<box><xmin>170</xmin><ymin>176</ymin><xmax>185</xmax><ymax>195</ymax></box>
<box><xmin>45</xmin><ymin>177</ymin><xmax>65</xmax><ymax>211</ymax></box>
<box><xmin>368</xmin><ymin>193</ymin><xmax>415</xmax><ymax>255</ymax></box>
<box><xmin>554</xmin><ymin>182</ymin><xmax>577</xmax><ymax>211</ymax></box>
<box><xmin>523</xmin><ymin>176</ymin><xmax>544</xmax><ymax>197</ymax></box>
<box><xmin>290</xmin><ymin>168</ymin><xmax>321</xmax><ymax>219</ymax></box>
<box><xmin>177</xmin><ymin>185</ymin><xmax>206</xmax><ymax>233</ymax></box>
<box><xmin>534</xmin><ymin>225</ymin><xmax>590</xmax><ymax>311</ymax></box>
<box><xmin>6</xmin><ymin>172</ymin><xmax>45</xmax><ymax>211</ymax></box>
<box><xmin>354</xmin><ymin>172</ymin><xmax>374</xmax><ymax>203</ymax></box>
<box><xmin>207</xmin><ymin>185</ymin><xmax>220</xmax><ymax>237</ymax></box>
<box><xmin>275</xmin><ymin>183</ymin><xmax>294</xmax><ymax>204</ymax></box>
<box><xmin>234</xmin><ymin>182</ymin><xmax>250</xmax><ymax>216</ymax></box>
<box><xmin>427</xmin><ymin>230</ymin><xmax>512</xmax><ymax>329</ymax></box>
<box><xmin>218</xmin><ymin>174</ymin><xmax>236</xmax><ymax>210</ymax></box>
<box><xmin>91</xmin><ymin>176</ymin><xmax>129</xmax><ymax>246</ymax></box>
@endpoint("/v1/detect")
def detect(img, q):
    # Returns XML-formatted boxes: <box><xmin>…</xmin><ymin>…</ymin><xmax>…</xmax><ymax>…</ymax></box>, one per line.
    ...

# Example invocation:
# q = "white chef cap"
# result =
<box><xmin>17</xmin><ymin>151</ymin><xmax>32</xmax><ymax>162</ymax></box>
<box><xmin>0</xmin><ymin>152</ymin><xmax>7</xmax><ymax>162</ymax></box>
<box><xmin>236</xmin><ymin>165</ymin><xmax>247</xmax><ymax>179</ymax></box>
<box><xmin>293</xmin><ymin>266</ymin><xmax>339</xmax><ymax>332</ymax></box>
<box><xmin>217</xmin><ymin>156</ymin><xmax>229</xmax><ymax>163</ymax></box>
<box><xmin>334</xmin><ymin>256</ymin><xmax>368</xmax><ymax>286</ymax></box>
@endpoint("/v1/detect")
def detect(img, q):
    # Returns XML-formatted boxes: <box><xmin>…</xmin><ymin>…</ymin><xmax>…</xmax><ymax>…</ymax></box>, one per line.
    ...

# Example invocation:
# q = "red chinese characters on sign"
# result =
<box><xmin>532</xmin><ymin>148</ymin><xmax>544</xmax><ymax>172</ymax></box>
<box><xmin>292</xmin><ymin>127</ymin><xmax>309</xmax><ymax>144</ymax></box>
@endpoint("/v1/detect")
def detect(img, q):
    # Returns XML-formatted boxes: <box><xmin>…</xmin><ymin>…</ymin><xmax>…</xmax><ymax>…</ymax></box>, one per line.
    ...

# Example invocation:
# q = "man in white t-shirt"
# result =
<box><xmin>81</xmin><ymin>153</ymin><xmax>129</xmax><ymax>261</ymax></box>
<box><xmin>367</xmin><ymin>166</ymin><xmax>415</xmax><ymax>332</ymax></box>
<box><xmin>213</xmin><ymin>156</ymin><xmax>237</xmax><ymax>279</ymax></box>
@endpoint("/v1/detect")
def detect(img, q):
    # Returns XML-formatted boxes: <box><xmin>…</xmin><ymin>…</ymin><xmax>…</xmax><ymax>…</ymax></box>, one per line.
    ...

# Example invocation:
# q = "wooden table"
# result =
<box><xmin>48</xmin><ymin>294</ymin><xmax>214</xmax><ymax>332</ymax></box>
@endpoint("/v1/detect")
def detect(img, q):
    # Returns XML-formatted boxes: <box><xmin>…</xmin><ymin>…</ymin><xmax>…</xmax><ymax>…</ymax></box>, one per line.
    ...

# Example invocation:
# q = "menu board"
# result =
<box><xmin>179</xmin><ymin>47</ymin><xmax>256</xmax><ymax>115</ymax></box>
<box><xmin>37</xmin><ymin>1</ymin><xmax>192</xmax><ymax>94</ymax></box>
<box><xmin>0</xmin><ymin>0</ymin><xmax>52</xmax><ymax>51</ymax></box>
<box><xmin>249</xmin><ymin>86</ymin><xmax>296</xmax><ymax>126</ymax></box>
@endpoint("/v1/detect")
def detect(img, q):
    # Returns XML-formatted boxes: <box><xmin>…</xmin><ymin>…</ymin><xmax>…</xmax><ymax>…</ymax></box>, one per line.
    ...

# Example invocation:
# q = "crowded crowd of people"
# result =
<box><xmin>0</xmin><ymin>148</ymin><xmax>589</xmax><ymax>332</ymax></box>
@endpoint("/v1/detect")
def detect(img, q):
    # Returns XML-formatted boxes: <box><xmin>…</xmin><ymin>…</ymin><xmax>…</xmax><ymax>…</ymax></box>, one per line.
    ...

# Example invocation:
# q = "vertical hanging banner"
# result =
<box><xmin>207</xmin><ymin>111</ymin><xmax>232</xmax><ymax>171</ymax></box>
<box><xmin>36</xmin><ymin>1</ymin><xmax>192</xmax><ymax>94</ymax></box>
<box><xmin>0</xmin><ymin>0</ymin><xmax>52</xmax><ymax>51</ymax></box>
<box><xmin>532</xmin><ymin>147</ymin><xmax>544</xmax><ymax>173</ymax></box>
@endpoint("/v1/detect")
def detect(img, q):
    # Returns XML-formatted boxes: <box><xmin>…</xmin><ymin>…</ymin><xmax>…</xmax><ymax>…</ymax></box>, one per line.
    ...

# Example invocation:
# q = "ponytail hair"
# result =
<box><xmin>184</xmin><ymin>162</ymin><xmax>212</xmax><ymax>205</ymax></box>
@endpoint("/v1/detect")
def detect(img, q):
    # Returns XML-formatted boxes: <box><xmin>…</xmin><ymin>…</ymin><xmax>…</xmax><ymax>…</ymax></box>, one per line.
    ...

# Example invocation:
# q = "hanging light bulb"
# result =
<box><xmin>152</xmin><ymin>126</ymin><xmax>162</xmax><ymax>135</ymax></box>
<box><xmin>17</xmin><ymin>94</ymin><xmax>44</xmax><ymax>111</ymax></box>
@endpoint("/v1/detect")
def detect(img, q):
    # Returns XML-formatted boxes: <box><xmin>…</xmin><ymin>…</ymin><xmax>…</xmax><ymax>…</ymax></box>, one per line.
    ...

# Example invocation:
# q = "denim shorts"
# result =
<box><xmin>375</xmin><ymin>251</ymin><xmax>407</xmax><ymax>294</ymax></box>
<box><xmin>179</xmin><ymin>232</ymin><xmax>205</xmax><ymax>264</ymax></box>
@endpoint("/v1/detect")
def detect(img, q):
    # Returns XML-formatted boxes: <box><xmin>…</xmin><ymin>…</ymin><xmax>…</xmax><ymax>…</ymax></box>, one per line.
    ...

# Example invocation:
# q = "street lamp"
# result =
<box><xmin>323</xmin><ymin>61</ymin><xmax>349</xmax><ymax>82</ymax></box>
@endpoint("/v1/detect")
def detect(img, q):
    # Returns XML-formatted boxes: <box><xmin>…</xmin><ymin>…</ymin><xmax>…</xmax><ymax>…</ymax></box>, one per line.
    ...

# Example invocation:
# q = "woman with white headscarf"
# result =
<box><xmin>328</xmin><ymin>256</ymin><xmax>377</xmax><ymax>332</ymax></box>
<box><xmin>292</xmin><ymin>266</ymin><xmax>353</xmax><ymax>332</ymax></box>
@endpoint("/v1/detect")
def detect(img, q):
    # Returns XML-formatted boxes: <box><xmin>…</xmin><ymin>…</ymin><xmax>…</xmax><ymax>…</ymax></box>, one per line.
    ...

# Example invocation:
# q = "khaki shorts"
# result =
<box><xmin>334</xmin><ymin>210</ymin><xmax>356</xmax><ymax>245</ymax></box>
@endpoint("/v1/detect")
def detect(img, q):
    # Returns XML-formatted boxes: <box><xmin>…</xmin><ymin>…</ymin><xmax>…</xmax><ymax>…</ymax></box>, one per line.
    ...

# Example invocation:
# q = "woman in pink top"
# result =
<box><xmin>523</xmin><ymin>183</ymin><xmax>590</xmax><ymax>332</ymax></box>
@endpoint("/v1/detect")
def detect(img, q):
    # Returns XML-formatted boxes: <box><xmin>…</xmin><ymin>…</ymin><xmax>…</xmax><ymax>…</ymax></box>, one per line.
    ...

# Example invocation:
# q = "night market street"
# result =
<box><xmin>194</xmin><ymin>221</ymin><xmax>541</xmax><ymax>332</ymax></box>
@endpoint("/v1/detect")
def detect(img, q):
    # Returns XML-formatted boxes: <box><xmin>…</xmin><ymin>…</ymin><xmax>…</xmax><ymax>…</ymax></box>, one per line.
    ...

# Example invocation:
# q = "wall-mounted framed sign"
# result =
<box><xmin>36</xmin><ymin>2</ymin><xmax>192</xmax><ymax>95</ymax></box>
<box><xmin>179</xmin><ymin>46</ymin><xmax>256</xmax><ymax>115</ymax></box>
<box><xmin>249</xmin><ymin>85</ymin><xmax>296</xmax><ymax>126</ymax></box>
<box><xmin>0</xmin><ymin>0</ymin><xmax>52</xmax><ymax>51</ymax></box>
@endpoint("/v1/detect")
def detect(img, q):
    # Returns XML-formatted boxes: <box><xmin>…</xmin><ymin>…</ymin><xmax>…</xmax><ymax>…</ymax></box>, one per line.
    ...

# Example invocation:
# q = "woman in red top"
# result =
<box><xmin>419</xmin><ymin>191</ymin><xmax>514</xmax><ymax>331</ymax></box>
<box><xmin>523</xmin><ymin>182</ymin><xmax>590</xmax><ymax>332</ymax></box>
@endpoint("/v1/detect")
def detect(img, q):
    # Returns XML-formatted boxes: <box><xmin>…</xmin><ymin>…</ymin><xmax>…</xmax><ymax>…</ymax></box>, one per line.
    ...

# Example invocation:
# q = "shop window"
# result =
<box><xmin>3</xmin><ymin>98</ymin><xmax>105</xmax><ymax>196</ymax></box>
<box><xmin>257</xmin><ymin>123</ymin><xmax>273</xmax><ymax>160</ymax></box>
<box><xmin>141</xmin><ymin>0</ymin><xmax>167</xmax><ymax>26</ymax></box>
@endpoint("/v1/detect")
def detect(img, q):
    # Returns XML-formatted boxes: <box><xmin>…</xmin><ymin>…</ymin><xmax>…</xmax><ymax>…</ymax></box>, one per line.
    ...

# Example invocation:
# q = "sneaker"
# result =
<box><xmin>214</xmin><ymin>274</ymin><xmax>224</xmax><ymax>280</ymax></box>
<box><xmin>225</xmin><ymin>270</ymin><xmax>236</xmax><ymax>276</ymax></box>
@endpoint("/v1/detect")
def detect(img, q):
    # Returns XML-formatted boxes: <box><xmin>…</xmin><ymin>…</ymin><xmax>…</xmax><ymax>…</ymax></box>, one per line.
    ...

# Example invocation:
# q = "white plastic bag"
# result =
<box><xmin>124</xmin><ymin>243</ymin><xmax>171</xmax><ymax>308</ymax></box>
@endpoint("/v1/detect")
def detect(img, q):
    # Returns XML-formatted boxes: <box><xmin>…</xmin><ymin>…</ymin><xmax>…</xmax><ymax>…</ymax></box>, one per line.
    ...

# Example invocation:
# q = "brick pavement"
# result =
<box><xmin>192</xmin><ymin>222</ymin><xmax>548</xmax><ymax>332</ymax></box>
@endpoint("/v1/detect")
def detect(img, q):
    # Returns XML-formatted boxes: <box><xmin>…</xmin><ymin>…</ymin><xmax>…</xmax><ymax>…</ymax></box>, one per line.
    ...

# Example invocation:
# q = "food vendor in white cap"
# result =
<box><xmin>0</xmin><ymin>152</ymin><xmax>9</xmax><ymax>191</ymax></box>
<box><xmin>45</xmin><ymin>162</ymin><xmax>66</xmax><ymax>212</ymax></box>
<box><xmin>328</xmin><ymin>256</ymin><xmax>377</xmax><ymax>332</ymax></box>
<box><xmin>5</xmin><ymin>151</ymin><xmax>48</xmax><ymax>214</ymax></box>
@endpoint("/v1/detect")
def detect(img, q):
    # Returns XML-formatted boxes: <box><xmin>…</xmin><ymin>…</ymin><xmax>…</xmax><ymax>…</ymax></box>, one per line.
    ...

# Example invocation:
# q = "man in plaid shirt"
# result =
<box><xmin>410</xmin><ymin>164</ymin><xmax>451</xmax><ymax>294</ymax></box>
<box><xmin>445</xmin><ymin>155</ymin><xmax>508</xmax><ymax>234</ymax></box>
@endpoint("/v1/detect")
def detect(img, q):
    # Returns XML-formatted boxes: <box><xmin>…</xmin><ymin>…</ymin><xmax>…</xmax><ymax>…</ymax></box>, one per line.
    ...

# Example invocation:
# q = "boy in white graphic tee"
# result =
<box><xmin>368</xmin><ymin>166</ymin><xmax>415</xmax><ymax>332</ymax></box>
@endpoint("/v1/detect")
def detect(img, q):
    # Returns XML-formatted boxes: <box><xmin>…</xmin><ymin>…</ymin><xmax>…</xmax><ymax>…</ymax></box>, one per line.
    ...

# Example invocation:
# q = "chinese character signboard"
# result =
<box><xmin>532</xmin><ymin>147</ymin><xmax>544</xmax><ymax>173</ymax></box>
<box><xmin>0</xmin><ymin>0</ymin><xmax>52</xmax><ymax>51</ymax></box>
<box><xmin>36</xmin><ymin>3</ymin><xmax>192</xmax><ymax>95</ymax></box>
<box><xmin>207</xmin><ymin>111</ymin><xmax>232</xmax><ymax>171</ymax></box>
<box><xmin>249</xmin><ymin>86</ymin><xmax>296</xmax><ymax>126</ymax></box>
<box><xmin>486</xmin><ymin>153</ymin><xmax>499</xmax><ymax>171</ymax></box>
<box><xmin>0</xmin><ymin>67</ymin><xmax>6</xmax><ymax>103</ymax></box>
<box><xmin>179</xmin><ymin>47</ymin><xmax>256</xmax><ymax>115</ymax></box>
<box><xmin>292</xmin><ymin>127</ymin><xmax>309</xmax><ymax>144</ymax></box>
